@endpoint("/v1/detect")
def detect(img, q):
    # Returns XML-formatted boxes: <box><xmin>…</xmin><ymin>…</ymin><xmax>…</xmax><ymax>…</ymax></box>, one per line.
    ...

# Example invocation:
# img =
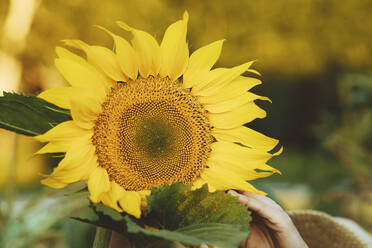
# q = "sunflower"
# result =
<box><xmin>35</xmin><ymin>12</ymin><xmax>281</xmax><ymax>218</ymax></box>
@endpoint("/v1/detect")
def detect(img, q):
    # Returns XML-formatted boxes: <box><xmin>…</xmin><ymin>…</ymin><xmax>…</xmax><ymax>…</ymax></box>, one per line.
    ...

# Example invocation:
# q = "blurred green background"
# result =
<box><xmin>0</xmin><ymin>0</ymin><xmax>371</xmax><ymax>247</ymax></box>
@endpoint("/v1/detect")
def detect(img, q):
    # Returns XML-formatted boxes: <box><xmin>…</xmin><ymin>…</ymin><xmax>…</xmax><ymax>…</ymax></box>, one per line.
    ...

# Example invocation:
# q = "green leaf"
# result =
<box><xmin>126</xmin><ymin>216</ymin><xmax>197</xmax><ymax>248</ymax></box>
<box><xmin>0</xmin><ymin>92</ymin><xmax>71</xmax><ymax>136</ymax></box>
<box><xmin>182</xmin><ymin>186</ymin><xmax>252</xmax><ymax>227</ymax></box>
<box><xmin>177</xmin><ymin>223</ymin><xmax>248</xmax><ymax>246</ymax></box>
<box><xmin>94</xmin><ymin>203</ymin><xmax>124</xmax><ymax>222</ymax></box>
<box><xmin>126</xmin><ymin>217</ymin><xmax>248</xmax><ymax>248</ymax></box>
<box><xmin>145</xmin><ymin>183</ymin><xmax>251</xmax><ymax>229</ymax></box>
<box><xmin>140</xmin><ymin>183</ymin><xmax>251</xmax><ymax>247</ymax></box>
<box><xmin>144</xmin><ymin>182</ymin><xmax>189</xmax><ymax>229</ymax></box>
<box><xmin>54</xmin><ymin>181</ymin><xmax>87</xmax><ymax>195</ymax></box>
<box><xmin>71</xmin><ymin>203</ymin><xmax>127</xmax><ymax>235</ymax></box>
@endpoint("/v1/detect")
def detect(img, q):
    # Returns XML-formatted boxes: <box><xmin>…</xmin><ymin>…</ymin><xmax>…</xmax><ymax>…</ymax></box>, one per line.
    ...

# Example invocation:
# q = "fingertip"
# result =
<box><xmin>241</xmin><ymin>191</ymin><xmax>270</xmax><ymax>202</ymax></box>
<box><xmin>239</xmin><ymin>190</ymin><xmax>258</xmax><ymax>197</ymax></box>
<box><xmin>228</xmin><ymin>190</ymin><xmax>239</xmax><ymax>196</ymax></box>
<box><xmin>228</xmin><ymin>190</ymin><xmax>249</xmax><ymax>206</ymax></box>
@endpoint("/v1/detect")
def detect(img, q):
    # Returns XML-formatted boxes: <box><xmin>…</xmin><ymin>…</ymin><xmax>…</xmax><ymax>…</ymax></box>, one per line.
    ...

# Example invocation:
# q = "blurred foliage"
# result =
<box><xmin>0</xmin><ymin>184</ymin><xmax>94</xmax><ymax>248</ymax></box>
<box><xmin>315</xmin><ymin>73</ymin><xmax>372</xmax><ymax>231</ymax></box>
<box><xmin>263</xmin><ymin>72</ymin><xmax>372</xmax><ymax>232</ymax></box>
<box><xmin>0</xmin><ymin>134</ymin><xmax>45</xmax><ymax>189</ymax></box>
<box><xmin>0</xmin><ymin>0</ymin><xmax>371</xmax><ymax>247</ymax></box>
<box><xmin>1</xmin><ymin>0</ymin><xmax>372</xmax><ymax>93</ymax></box>
<box><xmin>321</xmin><ymin>73</ymin><xmax>372</xmax><ymax>187</ymax></box>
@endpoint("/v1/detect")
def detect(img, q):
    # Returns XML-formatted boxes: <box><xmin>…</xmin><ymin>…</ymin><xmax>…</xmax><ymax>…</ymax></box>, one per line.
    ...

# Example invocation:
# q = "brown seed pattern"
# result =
<box><xmin>92</xmin><ymin>76</ymin><xmax>212</xmax><ymax>191</ymax></box>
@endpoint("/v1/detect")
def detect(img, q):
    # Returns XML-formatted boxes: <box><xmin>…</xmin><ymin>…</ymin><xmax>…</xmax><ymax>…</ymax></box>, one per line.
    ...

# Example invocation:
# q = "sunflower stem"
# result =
<box><xmin>93</xmin><ymin>227</ymin><xmax>112</xmax><ymax>248</ymax></box>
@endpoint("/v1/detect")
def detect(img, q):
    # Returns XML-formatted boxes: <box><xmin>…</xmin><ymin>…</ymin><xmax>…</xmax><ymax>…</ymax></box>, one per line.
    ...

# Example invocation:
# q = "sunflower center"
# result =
<box><xmin>92</xmin><ymin>76</ymin><xmax>212</xmax><ymax>191</ymax></box>
<box><xmin>135</xmin><ymin>118</ymin><xmax>174</xmax><ymax>158</ymax></box>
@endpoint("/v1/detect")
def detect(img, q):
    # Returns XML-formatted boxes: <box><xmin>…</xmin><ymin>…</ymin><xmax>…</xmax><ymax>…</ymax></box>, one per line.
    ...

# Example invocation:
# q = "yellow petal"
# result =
<box><xmin>110</xmin><ymin>181</ymin><xmax>126</xmax><ymax>201</ymax></box>
<box><xmin>89</xmin><ymin>46</ymin><xmax>127</xmax><ymax>82</ymax></box>
<box><xmin>209</xmin><ymin>141</ymin><xmax>282</xmax><ymax>174</ymax></box>
<box><xmin>137</xmin><ymin>190</ymin><xmax>151</xmax><ymax>207</ymax></box>
<box><xmin>212</xmin><ymin>126</ymin><xmax>279</xmax><ymax>151</ymax></box>
<box><xmin>201</xmin><ymin>165</ymin><xmax>266</xmax><ymax>195</ymax></box>
<box><xmin>35</xmin><ymin>130</ymin><xmax>93</xmax><ymax>154</ymax></box>
<box><xmin>41</xmin><ymin>141</ymin><xmax>97</xmax><ymax>187</ymax></box>
<box><xmin>35</xmin><ymin>141</ymin><xmax>71</xmax><ymax>154</ymax></box>
<box><xmin>159</xmin><ymin>11</ymin><xmax>189</xmax><ymax>81</ymax></box>
<box><xmin>37</xmin><ymin>87</ymin><xmax>75</xmax><ymax>109</ymax></box>
<box><xmin>247</xmin><ymin>69</ymin><xmax>261</xmax><ymax>76</ymax></box>
<box><xmin>55</xmin><ymin>58</ymin><xmax>108</xmax><ymax>97</ymax></box>
<box><xmin>183</xmin><ymin>40</ymin><xmax>224</xmax><ymax>88</ymax></box>
<box><xmin>197</xmin><ymin>76</ymin><xmax>262</xmax><ymax>104</ymax></box>
<box><xmin>88</xmin><ymin>167</ymin><xmax>110</xmax><ymax>203</ymax></box>
<box><xmin>95</xmin><ymin>25</ymin><xmax>138</xmax><ymax>80</ymax></box>
<box><xmin>70</xmin><ymin>91</ymin><xmax>102</xmax><ymax>130</ymax></box>
<box><xmin>78</xmin><ymin>156</ymin><xmax>99</xmax><ymax>180</ymax></box>
<box><xmin>191</xmin><ymin>178</ymin><xmax>208</xmax><ymax>190</ymax></box>
<box><xmin>117</xmin><ymin>21</ymin><xmax>160</xmax><ymax>78</ymax></box>
<box><xmin>56</xmin><ymin>137</ymin><xmax>93</xmax><ymax>170</ymax></box>
<box><xmin>101</xmin><ymin>181</ymin><xmax>125</xmax><ymax>212</ymax></box>
<box><xmin>41</xmin><ymin>177</ymin><xmax>67</xmax><ymax>189</ymax></box>
<box><xmin>192</xmin><ymin>61</ymin><xmax>254</xmax><ymax>96</ymax></box>
<box><xmin>140</xmin><ymin>190</ymin><xmax>151</xmax><ymax>196</ymax></box>
<box><xmin>209</xmin><ymin>102</ymin><xmax>266</xmax><ymax>129</ymax></box>
<box><xmin>137</xmin><ymin>190</ymin><xmax>151</xmax><ymax>199</ymax></box>
<box><xmin>49</xmin><ymin>148</ymin><xmax>96</xmax><ymax>183</ymax></box>
<box><xmin>118</xmin><ymin>191</ymin><xmax>142</xmax><ymax>218</ymax></box>
<box><xmin>208</xmin><ymin>158</ymin><xmax>275</xmax><ymax>181</ymax></box>
<box><xmin>205</xmin><ymin>92</ymin><xmax>271</xmax><ymax>113</ymax></box>
<box><xmin>56</xmin><ymin>45</ymin><xmax>113</xmax><ymax>91</ymax></box>
<box><xmin>63</xmin><ymin>39</ymin><xmax>126</xmax><ymax>82</ymax></box>
<box><xmin>56</xmin><ymin>46</ymin><xmax>87</xmax><ymax>65</ymax></box>
<box><xmin>101</xmin><ymin>194</ymin><xmax>122</xmax><ymax>212</ymax></box>
<box><xmin>35</xmin><ymin>121</ymin><xmax>92</xmax><ymax>142</ymax></box>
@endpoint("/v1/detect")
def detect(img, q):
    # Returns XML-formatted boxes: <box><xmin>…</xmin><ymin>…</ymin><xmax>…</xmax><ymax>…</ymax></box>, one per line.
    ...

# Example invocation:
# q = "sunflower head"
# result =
<box><xmin>35</xmin><ymin>11</ymin><xmax>281</xmax><ymax>218</ymax></box>
<box><xmin>92</xmin><ymin>76</ymin><xmax>213</xmax><ymax>191</ymax></box>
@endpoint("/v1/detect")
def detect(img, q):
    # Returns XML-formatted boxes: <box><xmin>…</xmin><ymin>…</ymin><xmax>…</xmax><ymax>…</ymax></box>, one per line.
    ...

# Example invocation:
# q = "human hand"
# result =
<box><xmin>228</xmin><ymin>190</ymin><xmax>308</xmax><ymax>248</ymax></box>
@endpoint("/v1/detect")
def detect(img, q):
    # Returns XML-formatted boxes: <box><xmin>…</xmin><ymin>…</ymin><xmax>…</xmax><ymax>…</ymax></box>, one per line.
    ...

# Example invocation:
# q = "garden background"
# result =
<box><xmin>0</xmin><ymin>0</ymin><xmax>371</xmax><ymax>247</ymax></box>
